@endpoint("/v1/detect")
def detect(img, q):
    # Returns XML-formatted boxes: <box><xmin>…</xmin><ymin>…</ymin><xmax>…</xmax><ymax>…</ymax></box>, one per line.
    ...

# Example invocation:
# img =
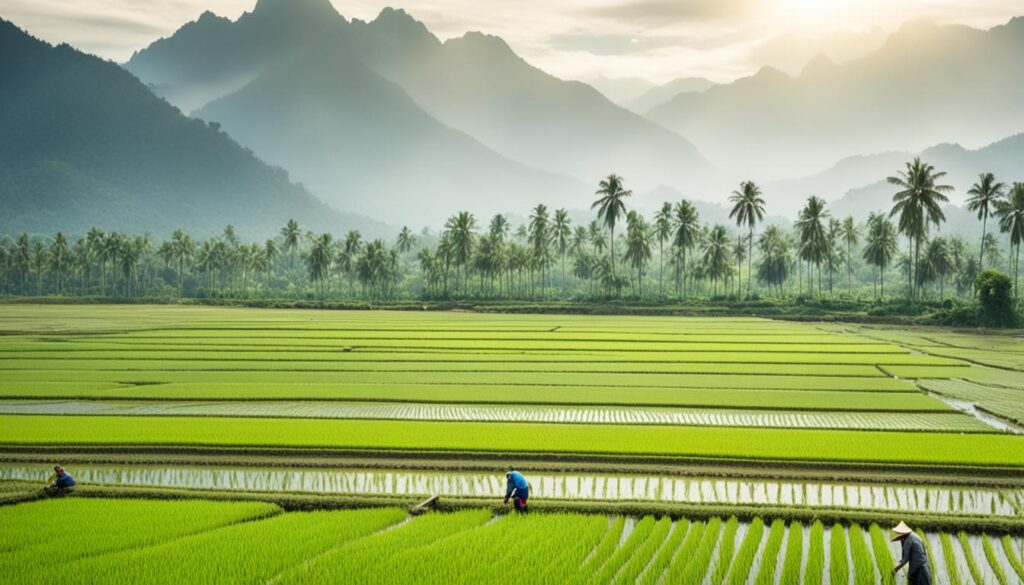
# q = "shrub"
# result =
<box><xmin>976</xmin><ymin>269</ymin><xmax>1018</xmax><ymax>327</ymax></box>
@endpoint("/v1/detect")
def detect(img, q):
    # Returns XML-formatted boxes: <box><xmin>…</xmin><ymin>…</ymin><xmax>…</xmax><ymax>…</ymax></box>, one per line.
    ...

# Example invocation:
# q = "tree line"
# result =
<box><xmin>2</xmin><ymin>158</ymin><xmax>1023</xmax><ymax>304</ymax></box>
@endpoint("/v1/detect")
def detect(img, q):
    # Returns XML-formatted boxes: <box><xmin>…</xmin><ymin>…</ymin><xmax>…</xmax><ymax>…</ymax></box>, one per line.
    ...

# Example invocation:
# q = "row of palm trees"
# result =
<box><xmin>2</xmin><ymin>160</ymin><xmax>1022</xmax><ymax>302</ymax></box>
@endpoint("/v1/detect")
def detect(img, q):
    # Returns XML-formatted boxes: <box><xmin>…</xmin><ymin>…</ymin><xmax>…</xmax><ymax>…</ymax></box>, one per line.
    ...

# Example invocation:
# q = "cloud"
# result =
<box><xmin>582</xmin><ymin>0</ymin><xmax>760</xmax><ymax>26</ymax></box>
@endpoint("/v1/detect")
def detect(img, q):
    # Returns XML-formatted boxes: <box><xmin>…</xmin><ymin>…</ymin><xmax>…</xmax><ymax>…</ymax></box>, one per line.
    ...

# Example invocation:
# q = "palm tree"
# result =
<box><xmin>588</xmin><ymin>221</ymin><xmax>607</xmax><ymax>256</ymax></box>
<box><xmin>795</xmin><ymin>196</ymin><xmax>829</xmax><ymax>297</ymax></box>
<box><xmin>528</xmin><ymin>204</ymin><xmax>550</xmax><ymax>295</ymax></box>
<box><xmin>756</xmin><ymin>226</ymin><xmax>792</xmax><ymax>297</ymax></box>
<box><xmin>654</xmin><ymin>202</ymin><xmax>673</xmax><ymax>295</ymax></box>
<box><xmin>862</xmin><ymin>213</ymin><xmax>898</xmax><ymax>300</ymax></box>
<box><xmin>672</xmin><ymin>200</ymin><xmax>700</xmax><ymax>297</ymax></box>
<box><xmin>702</xmin><ymin>225</ymin><xmax>732</xmax><ymax>296</ymax></box>
<box><xmin>281</xmin><ymin>219</ymin><xmax>301</xmax><ymax>270</ymax></box>
<box><xmin>966</xmin><ymin>173</ymin><xmax>1006</xmax><ymax>270</ymax></box>
<box><xmin>624</xmin><ymin>211</ymin><xmax>652</xmax><ymax>296</ymax></box>
<box><xmin>553</xmin><ymin>209</ymin><xmax>571</xmax><ymax>293</ymax></box>
<box><xmin>728</xmin><ymin>181</ymin><xmax>766</xmax><ymax>297</ymax></box>
<box><xmin>170</xmin><ymin>229</ymin><xmax>193</xmax><ymax>296</ymax></box>
<box><xmin>396</xmin><ymin>227</ymin><xmax>416</xmax><ymax>254</ymax></box>
<box><xmin>592</xmin><ymin>174</ymin><xmax>632</xmax><ymax>281</ymax></box>
<box><xmin>887</xmin><ymin>157</ymin><xmax>953</xmax><ymax>299</ymax></box>
<box><xmin>840</xmin><ymin>216</ymin><xmax>858</xmax><ymax>292</ymax></box>
<box><xmin>49</xmin><ymin>232</ymin><xmax>71</xmax><ymax>294</ymax></box>
<box><xmin>921</xmin><ymin>237</ymin><xmax>952</xmax><ymax>298</ymax></box>
<box><xmin>306</xmin><ymin>233</ymin><xmax>334</xmax><ymax>297</ymax></box>
<box><xmin>995</xmin><ymin>182</ymin><xmax>1024</xmax><ymax>296</ymax></box>
<box><xmin>446</xmin><ymin>212</ymin><xmax>477</xmax><ymax>296</ymax></box>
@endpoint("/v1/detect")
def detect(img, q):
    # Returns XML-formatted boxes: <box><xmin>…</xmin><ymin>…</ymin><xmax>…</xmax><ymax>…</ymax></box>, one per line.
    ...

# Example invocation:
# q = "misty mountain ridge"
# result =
<box><xmin>125</xmin><ymin>0</ymin><xmax>711</xmax><ymax>224</ymax></box>
<box><xmin>648</xmin><ymin>16</ymin><xmax>1024</xmax><ymax>180</ymax></box>
<box><xmin>624</xmin><ymin>77</ymin><xmax>715</xmax><ymax>114</ymax></box>
<box><xmin>0</xmin><ymin>18</ymin><xmax>378</xmax><ymax>239</ymax></box>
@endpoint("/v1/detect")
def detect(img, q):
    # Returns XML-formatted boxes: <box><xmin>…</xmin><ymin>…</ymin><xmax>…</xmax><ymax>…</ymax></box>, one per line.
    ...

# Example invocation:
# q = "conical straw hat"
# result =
<box><xmin>891</xmin><ymin>521</ymin><xmax>913</xmax><ymax>541</ymax></box>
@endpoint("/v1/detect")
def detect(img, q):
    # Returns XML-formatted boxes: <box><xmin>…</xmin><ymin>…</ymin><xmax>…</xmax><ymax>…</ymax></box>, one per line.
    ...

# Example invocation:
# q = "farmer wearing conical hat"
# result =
<box><xmin>891</xmin><ymin>521</ymin><xmax>932</xmax><ymax>585</ymax></box>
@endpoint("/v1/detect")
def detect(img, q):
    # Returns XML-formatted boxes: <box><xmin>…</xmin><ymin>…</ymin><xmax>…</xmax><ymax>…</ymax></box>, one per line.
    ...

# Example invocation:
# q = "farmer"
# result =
<box><xmin>892</xmin><ymin>521</ymin><xmax>932</xmax><ymax>585</ymax></box>
<box><xmin>43</xmin><ymin>465</ymin><xmax>76</xmax><ymax>495</ymax></box>
<box><xmin>503</xmin><ymin>468</ymin><xmax>529</xmax><ymax>513</ymax></box>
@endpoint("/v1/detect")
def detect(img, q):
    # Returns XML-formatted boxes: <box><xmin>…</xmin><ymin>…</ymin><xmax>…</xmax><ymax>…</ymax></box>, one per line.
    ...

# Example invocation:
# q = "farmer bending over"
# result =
<box><xmin>43</xmin><ymin>465</ymin><xmax>76</xmax><ymax>495</ymax></box>
<box><xmin>892</xmin><ymin>521</ymin><xmax>932</xmax><ymax>585</ymax></box>
<box><xmin>503</xmin><ymin>469</ymin><xmax>529</xmax><ymax>513</ymax></box>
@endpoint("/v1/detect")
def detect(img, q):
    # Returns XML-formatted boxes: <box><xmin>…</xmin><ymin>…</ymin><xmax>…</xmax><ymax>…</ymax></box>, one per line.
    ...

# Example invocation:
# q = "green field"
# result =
<box><xmin>5</xmin><ymin>498</ymin><xmax>1022</xmax><ymax>584</ymax></box>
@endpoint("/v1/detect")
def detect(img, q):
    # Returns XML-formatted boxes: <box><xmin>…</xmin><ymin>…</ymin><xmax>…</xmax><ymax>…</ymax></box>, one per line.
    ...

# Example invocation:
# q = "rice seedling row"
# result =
<box><xmin>920</xmin><ymin>379</ymin><xmax>1024</xmax><ymax>426</ymax></box>
<box><xmin>3</xmin><ymin>463</ymin><xmax>1018</xmax><ymax>516</ymax></box>
<box><xmin>0</xmin><ymin>400</ymin><xmax>978</xmax><ymax>431</ymax></box>
<box><xmin>5</xmin><ymin>414</ymin><xmax>1023</xmax><ymax>467</ymax></box>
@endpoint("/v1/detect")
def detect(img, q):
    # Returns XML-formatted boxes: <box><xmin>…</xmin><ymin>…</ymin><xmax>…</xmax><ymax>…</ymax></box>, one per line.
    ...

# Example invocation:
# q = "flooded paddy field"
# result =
<box><xmin>0</xmin><ymin>399</ymin><xmax>994</xmax><ymax>432</ymax></box>
<box><xmin>3</xmin><ymin>462</ymin><xmax>1020</xmax><ymax>517</ymax></box>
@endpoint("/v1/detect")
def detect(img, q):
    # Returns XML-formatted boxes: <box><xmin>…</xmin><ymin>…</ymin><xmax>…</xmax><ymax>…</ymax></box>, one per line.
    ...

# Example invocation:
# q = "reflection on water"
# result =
<box><xmin>1</xmin><ymin>463</ymin><xmax>1019</xmax><ymax>516</ymax></box>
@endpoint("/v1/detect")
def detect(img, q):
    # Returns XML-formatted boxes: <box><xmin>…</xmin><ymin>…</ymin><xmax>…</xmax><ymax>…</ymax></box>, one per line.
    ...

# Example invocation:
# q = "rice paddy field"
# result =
<box><xmin>5</xmin><ymin>498</ymin><xmax>1024</xmax><ymax>585</ymax></box>
<box><xmin>2</xmin><ymin>305</ymin><xmax>1023</xmax><ymax>582</ymax></box>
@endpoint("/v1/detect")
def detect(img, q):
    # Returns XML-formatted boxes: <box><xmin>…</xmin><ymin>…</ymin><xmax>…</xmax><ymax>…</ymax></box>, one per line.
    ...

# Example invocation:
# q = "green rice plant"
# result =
<box><xmin>645</xmin><ymin>520</ymin><xmax>706</xmax><ymax>585</ymax></box>
<box><xmin>982</xmin><ymin>534</ymin><xmax>1009</xmax><ymax>585</ymax></box>
<box><xmin>709</xmin><ymin>516</ymin><xmax>740</xmax><ymax>585</ymax></box>
<box><xmin>868</xmin><ymin>524</ymin><xmax>896</xmax><ymax>585</ymax></box>
<box><xmin>636</xmin><ymin>519</ymin><xmax>690</xmax><ymax>585</ymax></box>
<box><xmin>725</xmin><ymin>517</ymin><xmax>765</xmax><ymax>585</ymax></box>
<box><xmin>958</xmin><ymin>531</ymin><xmax>985</xmax><ymax>584</ymax></box>
<box><xmin>847</xmin><ymin>524</ymin><xmax>876</xmax><ymax>585</ymax></box>
<box><xmin>581</xmin><ymin>516</ymin><xmax>626</xmax><ymax>573</ymax></box>
<box><xmin>586</xmin><ymin>515</ymin><xmax>657</xmax><ymax>584</ymax></box>
<box><xmin>1002</xmin><ymin>535</ymin><xmax>1024</xmax><ymax>581</ymax></box>
<box><xmin>6</xmin><ymin>415</ymin><xmax>1023</xmax><ymax>467</ymax></box>
<box><xmin>804</xmin><ymin>521</ymin><xmax>826</xmax><ymax>585</ymax></box>
<box><xmin>278</xmin><ymin>508</ymin><xmax>492</xmax><ymax>584</ymax></box>
<box><xmin>665</xmin><ymin>517</ymin><xmax>724</xmax><ymax>583</ymax></box>
<box><xmin>41</xmin><ymin>508</ymin><xmax>406</xmax><ymax>584</ymax></box>
<box><xmin>830</xmin><ymin>524</ymin><xmax>849</xmax><ymax>585</ymax></box>
<box><xmin>0</xmin><ymin>498</ymin><xmax>279</xmax><ymax>574</ymax></box>
<box><xmin>778</xmin><ymin>521</ymin><xmax>804</xmax><ymax>585</ymax></box>
<box><xmin>752</xmin><ymin>519</ymin><xmax>785</xmax><ymax>585</ymax></box>
<box><xmin>612</xmin><ymin>516</ymin><xmax>672</xmax><ymax>585</ymax></box>
<box><xmin>939</xmin><ymin>532</ymin><xmax>963</xmax><ymax>585</ymax></box>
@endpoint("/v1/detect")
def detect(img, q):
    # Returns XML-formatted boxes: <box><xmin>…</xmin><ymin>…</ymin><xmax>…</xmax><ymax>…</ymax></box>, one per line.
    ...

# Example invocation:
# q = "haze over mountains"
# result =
<box><xmin>0</xmin><ymin>18</ymin><xmax>376</xmax><ymax>238</ymax></box>
<box><xmin>648</xmin><ymin>17</ymin><xmax>1024</xmax><ymax>180</ymax></box>
<box><xmin>126</xmin><ymin>0</ymin><xmax>709</xmax><ymax>224</ymax></box>
<box><xmin>1</xmin><ymin>0</ymin><xmax>1023</xmax><ymax>238</ymax></box>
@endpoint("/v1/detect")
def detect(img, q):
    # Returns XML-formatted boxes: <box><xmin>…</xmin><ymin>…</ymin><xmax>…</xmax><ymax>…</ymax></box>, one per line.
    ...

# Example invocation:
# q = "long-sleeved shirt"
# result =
<box><xmin>46</xmin><ymin>472</ymin><xmax>76</xmax><ymax>488</ymax></box>
<box><xmin>900</xmin><ymin>533</ymin><xmax>930</xmax><ymax>574</ymax></box>
<box><xmin>505</xmin><ymin>471</ymin><xmax>528</xmax><ymax>498</ymax></box>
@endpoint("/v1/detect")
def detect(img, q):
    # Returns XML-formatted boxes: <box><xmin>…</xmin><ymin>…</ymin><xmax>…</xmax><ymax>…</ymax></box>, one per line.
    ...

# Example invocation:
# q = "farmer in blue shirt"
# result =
<box><xmin>892</xmin><ymin>521</ymin><xmax>932</xmax><ymax>585</ymax></box>
<box><xmin>503</xmin><ymin>469</ymin><xmax>529</xmax><ymax>513</ymax></box>
<box><xmin>43</xmin><ymin>465</ymin><xmax>76</xmax><ymax>495</ymax></box>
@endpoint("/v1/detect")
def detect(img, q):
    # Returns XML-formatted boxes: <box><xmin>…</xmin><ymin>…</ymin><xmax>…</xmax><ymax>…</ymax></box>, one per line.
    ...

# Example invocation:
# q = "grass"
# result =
<box><xmin>829</xmin><ymin>523</ymin><xmax>849</xmax><ymax>585</ymax></box>
<box><xmin>778</xmin><ymin>521</ymin><xmax>804</xmax><ymax>585</ymax></box>
<box><xmin>5</xmin><ymin>414</ymin><xmax>1024</xmax><ymax>467</ymax></box>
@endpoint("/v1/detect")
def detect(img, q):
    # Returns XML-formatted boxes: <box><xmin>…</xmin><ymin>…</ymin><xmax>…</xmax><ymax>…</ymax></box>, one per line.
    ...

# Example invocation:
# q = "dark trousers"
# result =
<box><xmin>909</xmin><ymin>567</ymin><xmax>932</xmax><ymax>585</ymax></box>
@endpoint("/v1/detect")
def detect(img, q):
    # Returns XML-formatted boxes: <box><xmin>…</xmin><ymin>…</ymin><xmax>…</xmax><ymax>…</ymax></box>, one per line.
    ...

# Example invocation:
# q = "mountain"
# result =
<box><xmin>585</xmin><ymin>75</ymin><xmax>656</xmax><ymax>104</ymax></box>
<box><xmin>626</xmin><ymin>77</ymin><xmax>715</xmax><ymax>114</ymax></box>
<box><xmin>195</xmin><ymin>45</ymin><xmax>584</xmax><ymax>224</ymax></box>
<box><xmin>827</xmin><ymin>134</ymin><xmax>1024</xmax><ymax>220</ymax></box>
<box><xmin>125</xmin><ymin>2</ymin><xmax>711</xmax><ymax>220</ymax></box>
<box><xmin>0</xmin><ymin>18</ymin><xmax>372</xmax><ymax>239</ymax></box>
<box><xmin>648</xmin><ymin>18</ymin><xmax>1024</xmax><ymax>180</ymax></box>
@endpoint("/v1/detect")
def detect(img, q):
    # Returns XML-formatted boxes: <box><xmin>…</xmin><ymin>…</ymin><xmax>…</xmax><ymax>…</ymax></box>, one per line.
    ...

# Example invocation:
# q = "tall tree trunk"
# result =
<box><xmin>979</xmin><ymin>212</ymin><xmax>987</xmax><ymax>268</ymax></box>
<box><xmin>747</xmin><ymin>227</ymin><xmax>753</xmax><ymax>297</ymax></box>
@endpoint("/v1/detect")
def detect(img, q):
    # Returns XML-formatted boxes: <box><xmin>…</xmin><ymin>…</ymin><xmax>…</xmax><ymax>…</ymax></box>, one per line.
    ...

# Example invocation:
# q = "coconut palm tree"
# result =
<box><xmin>553</xmin><ymin>208</ymin><xmax>571</xmax><ymax>293</ymax></box>
<box><xmin>840</xmin><ymin>216</ymin><xmax>858</xmax><ymax>292</ymax></box>
<box><xmin>966</xmin><ymin>173</ymin><xmax>1006</xmax><ymax>270</ymax></box>
<box><xmin>862</xmin><ymin>213</ymin><xmax>899</xmax><ymax>300</ymax></box>
<box><xmin>672</xmin><ymin>200</ymin><xmax>700</xmax><ymax>297</ymax></box>
<box><xmin>280</xmin><ymin>219</ymin><xmax>301</xmax><ymax>270</ymax></box>
<box><xmin>995</xmin><ymin>182</ymin><xmax>1024</xmax><ymax>296</ymax></box>
<box><xmin>396</xmin><ymin>227</ymin><xmax>416</xmax><ymax>254</ymax></box>
<box><xmin>306</xmin><ymin>233</ymin><xmax>334</xmax><ymax>297</ymax></box>
<box><xmin>795</xmin><ymin>196</ymin><xmax>829</xmax><ymax>297</ymax></box>
<box><xmin>446</xmin><ymin>211</ymin><xmax>477</xmax><ymax>296</ymax></box>
<box><xmin>170</xmin><ymin>229</ymin><xmax>193</xmax><ymax>296</ymax></box>
<box><xmin>702</xmin><ymin>225</ymin><xmax>732</xmax><ymax>296</ymax></box>
<box><xmin>592</xmin><ymin>174</ymin><xmax>632</xmax><ymax>281</ymax></box>
<box><xmin>49</xmin><ymin>232</ymin><xmax>71</xmax><ymax>294</ymax></box>
<box><xmin>654</xmin><ymin>202</ymin><xmax>673</xmax><ymax>294</ymax></box>
<box><xmin>728</xmin><ymin>181</ymin><xmax>767</xmax><ymax>297</ymax></box>
<box><xmin>756</xmin><ymin>226</ymin><xmax>792</xmax><ymax>297</ymax></box>
<box><xmin>624</xmin><ymin>211</ymin><xmax>652</xmax><ymax>296</ymax></box>
<box><xmin>887</xmin><ymin>157</ymin><xmax>953</xmax><ymax>299</ymax></box>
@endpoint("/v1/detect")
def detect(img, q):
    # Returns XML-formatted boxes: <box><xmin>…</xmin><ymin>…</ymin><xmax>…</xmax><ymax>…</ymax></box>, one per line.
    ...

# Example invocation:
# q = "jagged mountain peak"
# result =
<box><xmin>250</xmin><ymin>0</ymin><xmax>339</xmax><ymax>18</ymax></box>
<box><xmin>800</xmin><ymin>53</ymin><xmax>837</xmax><ymax>76</ymax></box>
<box><xmin>368</xmin><ymin>7</ymin><xmax>436</xmax><ymax>41</ymax></box>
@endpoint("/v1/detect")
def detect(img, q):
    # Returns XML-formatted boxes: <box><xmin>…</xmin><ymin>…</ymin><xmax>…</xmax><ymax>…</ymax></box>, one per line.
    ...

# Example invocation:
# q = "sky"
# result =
<box><xmin>2</xmin><ymin>0</ymin><xmax>1022</xmax><ymax>88</ymax></box>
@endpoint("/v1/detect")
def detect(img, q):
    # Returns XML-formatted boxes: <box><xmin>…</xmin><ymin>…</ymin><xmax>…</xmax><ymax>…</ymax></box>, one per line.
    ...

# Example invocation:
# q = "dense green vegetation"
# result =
<box><xmin>4</xmin><ymin>165</ymin><xmax>1023</xmax><ymax>329</ymax></box>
